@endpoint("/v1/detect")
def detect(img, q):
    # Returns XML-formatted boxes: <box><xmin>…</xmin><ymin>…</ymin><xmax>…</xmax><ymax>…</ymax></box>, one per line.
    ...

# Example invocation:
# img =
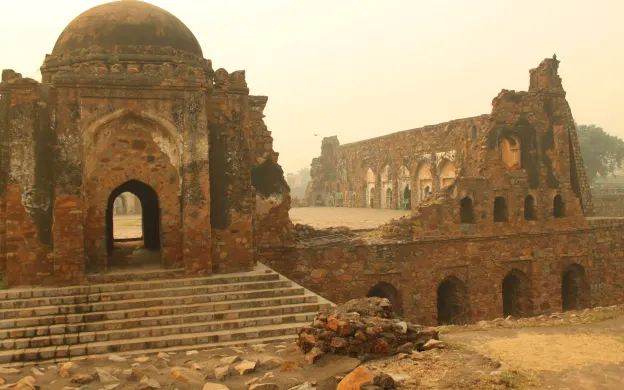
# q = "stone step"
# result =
<box><xmin>0</xmin><ymin>272</ymin><xmax>280</xmax><ymax>300</ymax></box>
<box><xmin>1</xmin><ymin>334</ymin><xmax>298</xmax><ymax>368</ymax></box>
<box><xmin>0</xmin><ymin>287</ymin><xmax>306</xmax><ymax>320</ymax></box>
<box><xmin>0</xmin><ymin>312</ymin><xmax>317</xmax><ymax>351</ymax></box>
<box><xmin>85</xmin><ymin>268</ymin><xmax>187</xmax><ymax>284</ymax></box>
<box><xmin>0</xmin><ymin>302</ymin><xmax>323</xmax><ymax>339</ymax></box>
<box><xmin>0</xmin><ymin>279</ymin><xmax>293</xmax><ymax>310</ymax></box>
<box><xmin>0</xmin><ymin>294</ymin><xmax>320</xmax><ymax>330</ymax></box>
<box><xmin>0</xmin><ymin>321</ymin><xmax>310</xmax><ymax>363</ymax></box>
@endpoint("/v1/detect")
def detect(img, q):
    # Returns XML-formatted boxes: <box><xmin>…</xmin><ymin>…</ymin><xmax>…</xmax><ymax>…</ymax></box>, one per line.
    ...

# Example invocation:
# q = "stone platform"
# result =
<box><xmin>0</xmin><ymin>265</ymin><xmax>332</xmax><ymax>366</ymax></box>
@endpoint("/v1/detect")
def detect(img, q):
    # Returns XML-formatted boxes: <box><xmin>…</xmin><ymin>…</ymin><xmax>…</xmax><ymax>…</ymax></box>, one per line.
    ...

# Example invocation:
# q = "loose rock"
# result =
<box><xmin>234</xmin><ymin>360</ymin><xmax>256</xmax><ymax>375</ymax></box>
<box><xmin>170</xmin><ymin>366</ymin><xmax>205</xmax><ymax>384</ymax></box>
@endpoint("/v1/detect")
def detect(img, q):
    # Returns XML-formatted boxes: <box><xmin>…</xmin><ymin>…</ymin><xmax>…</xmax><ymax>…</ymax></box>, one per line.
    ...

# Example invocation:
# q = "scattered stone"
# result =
<box><xmin>61</xmin><ymin>363</ymin><xmax>77</xmax><ymax>378</ymax></box>
<box><xmin>186</xmin><ymin>350</ymin><xmax>199</xmax><ymax>356</ymax></box>
<box><xmin>214</xmin><ymin>366</ymin><xmax>230</xmax><ymax>381</ymax></box>
<box><xmin>70</xmin><ymin>374</ymin><xmax>94</xmax><ymax>384</ymax></box>
<box><xmin>251</xmin><ymin>344</ymin><xmax>268</xmax><ymax>353</ymax></box>
<box><xmin>97</xmin><ymin>368</ymin><xmax>120</xmax><ymax>385</ymax></box>
<box><xmin>249</xmin><ymin>384</ymin><xmax>279</xmax><ymax>390</ymax></box>
<box><xmin>422</xmin><ymin>339</ymin><xmax>445</xmax><ymax>351</ymax></box>
<box><xmin>337</xmin><ymin>366</ymin><xmax>375</xmax><ymax>390</ymax></box>
<box><xmin>190</xmin><ymin>362</ymin><xmax>204</xmax><ymax>371</ymax></box>
<box><xmin>245</xmin><ymin>377</ymin><xmax>260</xmax><ymax>386</ymax></box>
<box><xmin>202</xmin><ymin>384</ymin><xmax>230</xmax><ymax>390</ymax></box>
<box><xmin>232</xmin><ymin>348</ymin><xmax>245</xmax><ymax>354</ymax></box>
<box><xmin>398</xmin><ymin>342</ymin><xmax>414</xmax><ymax>354</ymax></box>
<box><xmin>234</xmin><ymin>360</ymin><xmax>256</xmax><ymax>375</ymax></box>
<box><xmin>157</xmin><ymin>352</ymin><xmax>169</xmax><ymax>360</ymax></box>
<box><xmin>135</xmin><ymin>357</ymin><xmax>150</xmax><ymax>363</ymax></box>
<box><xmin>397</xmin><ymin>353</ymin><xmax>409</xmax><ymax>360</ymax></box>
<box><xmin>396</xmin><ymin>321</ymin><xmax>408</xmax><ymax>333</ymax></box>
<box><xmin>108</xmin><ymin>354</ymin><xmax>127</xmax><ymax>362</ymax></box>
<box><xmin>388</xmin><ymin>373</ymin><xmax>410</xmax><ymax>383</ymax></box>
<box><xmin>136</xmin><ymin>376</ymin><xmax>161</xmax><ymax>390</ymax></box>
<box><xmin>0</xmin><ymin>368</ymin><xmax>20</xmax><ymax>375</ymax></box>
<box><xmin>12</xmin><ymin>376</ymin><xmax>37</xmax><ymax>390</ymax></box>
<box><xmin>170</xmin><ymin>366</ymin><xmax>205</xmax><ymax>384</ymax></box>
<box><xmin>29</xmin><ymin>368</ymin><xmax>44</xmax><ymax>377</ymax></box>
<box><xmin>220</xmin><ymin>356</ymin><xmax>240</xmax><ymax>365</ymax></box>
<box><xmin>304</xmin><ymin>347</ymin><xmax>324</xmax><ymax>364</ymax></box>
<box><xmin>373</xmin><ymin>372</ymin><xmax>396</xmax><ymax>389</ymax></box>
<box><xmin>289</xmin><ymin>382</ymin><xmax>314</xmax><ymax>390</ymax></box>
<box><xmin>280</xmin><ymin>361</ymin><xmax>303</xmax><ymax>371</ymax></box>
<box><xmin>258</xmin><ymin>356</ymin><xmax>284</xmax><ymax>369</ymax></box>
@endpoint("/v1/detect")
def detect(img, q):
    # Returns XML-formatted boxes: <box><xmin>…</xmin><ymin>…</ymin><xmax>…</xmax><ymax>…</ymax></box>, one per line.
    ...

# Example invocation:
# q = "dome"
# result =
<box><xmin>52</xmin><ymin>0</ymin><xmax>203</xmax><ymax>56</ymax></box>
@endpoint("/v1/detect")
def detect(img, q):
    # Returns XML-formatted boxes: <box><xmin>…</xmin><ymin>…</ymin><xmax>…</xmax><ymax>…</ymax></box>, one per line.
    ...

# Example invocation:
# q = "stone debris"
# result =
<box><xmin>170</xmin><ymin>366</ymin><xmax>206</xmax><ymax>384</ymax></box>
<box><xmin>258</xmin><ymin>356</ymin><xmax>284</xmax><ymax>369</ymax></box>
<box><xmin>157</xmin><ymin>352</ymin><xmax>169</xmax><ymax>360</ymax></box>
<box><xmin>234</xmin><ymin>360</ymin><xmax>257</xmax><ymax>375</ymax></box>
<box><xmin>70</xmin><ymin>374</ymin><xmax>94</xmax><ymax>384</ymax></box>
<box><xmin>280</xmin><ymin>361</ymin><xmax>303</xmax><ymax>371</ymax></box>
<box><xmin>96</xmin><ymin>368</ymin><xmax>121</xmax><ymax>385</ymax></box>
<box><xmin>214</xmin><ymin>365</ymin><xmax>230</xmax><ymax>381</ymax></box>
<box><xmin>249</xmin><ymin>384</ymin><xmax>279</xmax><ymax>390</ymax></box>
<box><xmin>135</xmin><ymin>357</ymin><xmax>150</xmax><ymax>363</ymax></box>
<box><xmin>337</xmin><ymin>367</ymin><xmax>395</xmax><ymax>390</ymax></box>
<box><xmin>108</xmin><ymin>354</ymin><xmax>127</xmax><ymax>362</ymax></box>
<box><xmin>220</xmin><ymin>356</ymin><xmax>240</xmax><ymax>365</ymax></box>
<box><xmin>202</xmin><ymin>384</ymin><xmax>230</xmax><ymax>390</ymax></box>
<box><xmin>186</xmin><ymin>350</ymin><xmax>199</xmax><ymax>356</ymax></box>
<box><xmin>289</xmin><ymin>382</ymin><xmax>314</xmax><ymax>390</ymax></box>
<box><xmin>29</xmin><ymin>368</ymin><xmax>44</xmax><ymax>377</ymax></box>
<box><xmin>298</xmin><ymin>298</ymin><xmax>438</xmax><ymax>360</ymax></box>
<box><xmin>59</xmin><ymin>362</ymin><xmax>75</xmax><ymax>378</ymax></box>
<box><xmin>136</xmin><ymin>376</ymin><xmax>161</xmax><ymax>390</ymax></box>
<box><xmin>422</xmin><ymin>339</ymin><xmax>445</xmax><ymax>351</ymax></box>
<box><xmin>0</xmin><ymin>368</ymin><xmax>20</xmax><ymax>375</ymax></box>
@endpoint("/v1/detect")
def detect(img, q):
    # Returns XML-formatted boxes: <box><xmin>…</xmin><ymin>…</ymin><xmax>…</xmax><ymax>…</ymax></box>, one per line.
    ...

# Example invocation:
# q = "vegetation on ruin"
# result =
<box><xmin>577</xmin><ymin>124</ymin><xmax>624</xmax><ymax>182</ymax></box>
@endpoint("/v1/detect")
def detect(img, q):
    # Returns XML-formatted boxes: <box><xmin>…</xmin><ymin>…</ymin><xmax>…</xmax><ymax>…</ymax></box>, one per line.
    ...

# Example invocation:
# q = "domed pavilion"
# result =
<box><xmin>0</xmin><ymin>0</ymin><xmax>291</xmax><ymax>286</ymax></box>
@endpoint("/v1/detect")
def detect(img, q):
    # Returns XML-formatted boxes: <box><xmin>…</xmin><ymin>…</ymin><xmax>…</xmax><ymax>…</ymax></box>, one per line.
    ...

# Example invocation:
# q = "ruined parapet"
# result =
<box><xmin>529</xmin><ymin>55</ymin><xmax>564</xmax><ymax>93</ymax></box>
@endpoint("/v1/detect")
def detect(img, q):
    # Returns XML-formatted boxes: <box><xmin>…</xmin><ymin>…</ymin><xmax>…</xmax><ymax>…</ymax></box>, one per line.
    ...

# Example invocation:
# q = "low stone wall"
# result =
<box><xmin>266</xmin><ymin>220</ymin><xmax>624</xmax><ymax>326</ymax></box>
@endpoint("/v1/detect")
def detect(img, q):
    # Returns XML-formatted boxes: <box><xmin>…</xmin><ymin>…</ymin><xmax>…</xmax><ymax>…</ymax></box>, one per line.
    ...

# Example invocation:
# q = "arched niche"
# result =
<box><xmin>398</xmin><ymin>166</ymin><xmax>411</xmax><ymax>210</ymax></box>
<box><xmin>438</xmin><ymin>160</ymin><xmax>457</xmax><ymax>188</ymax></box>
<box><xmin>501</xmin><ymin>135</ymin><xmax>522</xmax><ymax>169</ymax></box>
<box><xmin>381</xmin><ymin>165</ymin><xmax>392</xmax><ymax>209</ymax></box>
<box><xmin>437</xmin><ymin>276</ymin><xmax>469</xmax><ymax>325</ymax></box>
<box><xmin>366</xmin><ymin>168</ymin><xmax>376</xmax><ymax>208</ymax></box>
<box><xmin>415</xmin><ymin>162</ymin><xmax>433</xmax><ymax>205</ymax></box>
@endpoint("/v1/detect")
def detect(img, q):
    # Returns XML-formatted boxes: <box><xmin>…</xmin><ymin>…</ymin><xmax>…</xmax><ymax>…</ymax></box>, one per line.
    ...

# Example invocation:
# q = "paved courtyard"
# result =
<box><xmin>289</xmin><ymin>207</ymin><xmax>411</xmax><ymax>229</ymax></box>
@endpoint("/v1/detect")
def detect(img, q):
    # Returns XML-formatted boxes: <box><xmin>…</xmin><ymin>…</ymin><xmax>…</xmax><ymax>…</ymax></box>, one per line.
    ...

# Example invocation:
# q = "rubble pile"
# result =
<box><xmin>297</xmin><ymin>298</ymin><xmax>439</xmax><ymax>361</ymax></box>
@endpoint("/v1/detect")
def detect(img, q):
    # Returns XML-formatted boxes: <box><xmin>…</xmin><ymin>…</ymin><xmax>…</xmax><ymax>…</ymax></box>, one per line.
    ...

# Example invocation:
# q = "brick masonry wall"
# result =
<box><xmin>266</xmin><ymin>219</ymin><xmax>624</xmax><ymax>326</ymax></box>
<box><xmin>593</xmin><ymin>193</ymin><xmax>624</xmax><ymax>217</ymax></box>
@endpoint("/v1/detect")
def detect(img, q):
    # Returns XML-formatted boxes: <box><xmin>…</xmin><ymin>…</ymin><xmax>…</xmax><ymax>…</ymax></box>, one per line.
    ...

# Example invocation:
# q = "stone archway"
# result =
<box><xmin>562</xmin><ymin>264</ymin><xmax>587</xmax><ymax>311</ymax></box>
<box><xmin>106</xmin><ymin>180</ymin><xmax>160</xmax><ymax>250</ymax></box>
<box><xmin>437</xmin><ymin>276</ymin><xmax>469</xmax><ymax>325</ymax></box>
<box><xmin>502</xmin><ymin>269</ymin><xmax>532</xmax><ymax>317</ymax></box>
<box><xmin>367</xmin><ymin>282</ymin><xmax>403</xmax><ymax>316</ymax></box>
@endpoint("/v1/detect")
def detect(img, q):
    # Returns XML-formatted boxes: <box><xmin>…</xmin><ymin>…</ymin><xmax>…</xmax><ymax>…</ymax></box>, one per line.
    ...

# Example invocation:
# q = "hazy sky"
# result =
<box><xmin>1</xmin><ymin>0</ymin><xmax>622</xmax><ymax>175</ymax></box>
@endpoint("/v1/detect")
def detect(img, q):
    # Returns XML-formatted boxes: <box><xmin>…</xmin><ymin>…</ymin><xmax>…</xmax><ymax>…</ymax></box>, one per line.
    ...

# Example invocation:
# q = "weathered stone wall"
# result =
<box><xmin>266</xmin><ymin>218</ymin><xmax>624</xmax><ymax>326</ymax></box>
<box><xmin>0</xmin><ymin>21</ymin><xmax>293</xmax><ymax>286</ymax></box>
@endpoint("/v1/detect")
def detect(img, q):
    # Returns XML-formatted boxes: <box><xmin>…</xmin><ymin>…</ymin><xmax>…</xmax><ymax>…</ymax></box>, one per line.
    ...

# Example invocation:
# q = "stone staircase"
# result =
<box><xmin>0</xmin><ymin>264</ymin><xmax>331</xmax><ymax>366</ymax></box>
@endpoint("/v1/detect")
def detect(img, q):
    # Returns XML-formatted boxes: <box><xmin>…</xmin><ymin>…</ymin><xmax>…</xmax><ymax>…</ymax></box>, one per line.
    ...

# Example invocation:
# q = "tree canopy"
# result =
<box><xmin>577</xmin><ymin>124</ymin><xmax>624</xmax><ymax>182</ymax></box>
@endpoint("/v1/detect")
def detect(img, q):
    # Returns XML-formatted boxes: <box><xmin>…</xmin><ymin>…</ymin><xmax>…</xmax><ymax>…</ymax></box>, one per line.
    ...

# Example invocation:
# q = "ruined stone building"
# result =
<box><xmin>271</xmin><ymin>56</ymin><xmax>624</xmax><ymax>326</ymax></box>
<box><xmin>0</xmin><ymin>0</ymin><xmax>291</xmax><ymax>286</ymax></box>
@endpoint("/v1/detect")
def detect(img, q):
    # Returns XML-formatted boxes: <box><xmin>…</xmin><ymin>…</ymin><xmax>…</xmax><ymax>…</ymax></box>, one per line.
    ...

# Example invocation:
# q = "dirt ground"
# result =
<box><xmin>442</xmin><ymin>311</ymin><xmax>624</xmax><ymax>390</ymax></box>
<box><xmin>113</xmin><ymin>215</ymin><xmax>142</xmax><ymax>239</ymax></box>
<box><xmin>289</xmin><ymin>207</ymin><xmax>410</xmax><ymax>229</ymax></box>
<box><xmin>2</xmin><ymin>311</ymin><xmax>624</xmax><ymax>389</ymax></box>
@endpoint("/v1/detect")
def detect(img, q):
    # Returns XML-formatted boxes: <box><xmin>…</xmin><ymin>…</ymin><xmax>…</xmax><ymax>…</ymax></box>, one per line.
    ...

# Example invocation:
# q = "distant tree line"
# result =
<box><xmin>576</xmin><ymin>124</ymin><xmax>624</xmax><ymax>182</ymax></box>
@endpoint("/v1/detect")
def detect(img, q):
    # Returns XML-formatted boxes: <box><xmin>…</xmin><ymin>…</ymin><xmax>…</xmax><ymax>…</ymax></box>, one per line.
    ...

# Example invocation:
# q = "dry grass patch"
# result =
<box><xmin>475</xmin><ymin>333</ymin><xmax>624</xmax><ymax>373</ymax></box>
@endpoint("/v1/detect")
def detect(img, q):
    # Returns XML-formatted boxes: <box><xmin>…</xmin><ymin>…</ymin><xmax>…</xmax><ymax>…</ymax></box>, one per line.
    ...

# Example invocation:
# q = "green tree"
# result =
<box><xmin>577</xmin><ymin>124</ymin><xmax>624</xmax><ymax>182</ymax></box>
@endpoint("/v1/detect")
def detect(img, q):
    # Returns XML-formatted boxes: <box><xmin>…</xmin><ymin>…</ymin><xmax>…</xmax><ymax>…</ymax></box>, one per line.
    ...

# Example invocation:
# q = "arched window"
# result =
<box><xmin>553</xmin><ymin>194</ymin><xmax>565</xmax><ymax>218</ymax></box>
<box><xmin>493</xmin><ymin>196</ymin><xmax>508</xmax><ymax>222</ymax></box>
<box><xmin>386</xmin><ymin>188</ymin><xmax>393</xmax><ymax>209</ymax></box>
<box><xmin>471</xmin><ymin>125</ymin><xmax>478</xmax><ymax>139</ymax></box>
<box><xmin>367</xmin><ymin>282</ymin><xmax>403</xmax><ymax>316</ymax></box>
<box><xmin>524</xmin><ymin>195</ymin><xmax>536</xmax><ymax>221</ymax></box>
<box><xmin>460</xmin><ymin>196</ymin><xmax>475</xmax><ymax>224</ymax></box>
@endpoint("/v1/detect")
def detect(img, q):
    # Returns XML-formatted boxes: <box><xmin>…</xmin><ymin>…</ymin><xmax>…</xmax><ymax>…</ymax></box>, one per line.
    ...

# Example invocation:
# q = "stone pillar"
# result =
<box><xmin>0</xmin><ymin>85</ymin><xmax>8</xmax><ymax>275</ymax></box>
<box><xmin>182</xmin><ymin>90</ymin><xmax>212</xmax><ymax>275</ymax></box>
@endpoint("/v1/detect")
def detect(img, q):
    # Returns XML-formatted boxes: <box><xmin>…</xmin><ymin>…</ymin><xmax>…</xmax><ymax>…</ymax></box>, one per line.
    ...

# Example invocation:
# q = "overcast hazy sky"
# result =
<box><xmin>1</xmin><ymin>0</ymin><xmax>622</xmax><ymax>174</ymax></box>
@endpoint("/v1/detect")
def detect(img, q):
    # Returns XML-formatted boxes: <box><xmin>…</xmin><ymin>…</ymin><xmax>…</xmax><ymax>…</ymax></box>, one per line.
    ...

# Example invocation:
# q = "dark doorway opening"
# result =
<box><xmin>502</xmin><ymin>270</ymin><xmax>532</xmax><ymax>318</ymax></box>
<box><xmin>493</xmin><ymin>196</ymin><xmax>508</xmax><ymax>222</ymax></box>
<box><xmin>366</xmin><ymin>282</ymin><xmax>403</xmax><ymax>316</ymax></box>
<box><xmin>460</xmin><ymin>196</ymin><xmax>475</xmax><ymax>223</ymax></box>
<box><xmin>524</xmin><ymin>195</ymin><xmax>536</xmax><ymax>221</ymax></box>
<box><xmin>562</xmin><ymin>264</ymin><xmax>587</xmax><ymax>311</ymax></box>
<box><xmin>553</xmin><ymin>194</ymin><xmax>565</xmax><ymax>218</ymax></box>
<box><xmin>437</xmin><ymin>277</ymin><xmax>469</xmax><ymax>325</ymax></box>
<box><xmin>106</xmin><ymin>180</ymin><xmax>161</xmax><ymax>269</ymax></box>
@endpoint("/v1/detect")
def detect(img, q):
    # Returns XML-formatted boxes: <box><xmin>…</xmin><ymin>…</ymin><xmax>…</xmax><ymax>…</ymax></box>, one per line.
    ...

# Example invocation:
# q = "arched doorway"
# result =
<box><xmin>494</xmin><ymin>196</ymin><xmax>508</xmax><ymax>222</ymax></box>
<box><xmin>502</xmin><ymin>269</ymin><xmax>532</xmax><ymax>317</ymax></box>
<box><xmin>369</xmin><ymin>187</ymin><xmax>375</xmax><ymax>208</ymax></box>
<box><xmin>106</xmin><ymin>180</ymin><xmax>161</xmax><ymax>268</ymax></box>
<box><xmin>562</xmin><ymin>264</ymin><xmax>587</xmax><ymax>311</ymax></box>
<box><xmin>437</xmin><ymin>277</ymin><xmax>469</xmax><ymax>325</ymax></box>
<box><xmin>524</xmin><ymin>195</ymin><xmax>536</xmax><ymax>221</ymax></box>
<box><xmin>554</xmin><ymin>194</ymin><xmax>565</xmax><ymax>218</ymax></box>
<box><xmin>386</xmin><ymin>188</ymin><xmax>393</xmax><ymax>209</ymax></box>
<box><xmin>367</xmin><ymin>282</ymin><xmax>403</xmax><ymax>316</ymax></box>
<box><xmin>460</xmin><ymin>196</ymin><xmax>475</xmax><ymax>223</ymax></box>
<box><xmin>403</xmin><ymin>184</ymin><xmax>411</xmax><ymax>210</ymax></box>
